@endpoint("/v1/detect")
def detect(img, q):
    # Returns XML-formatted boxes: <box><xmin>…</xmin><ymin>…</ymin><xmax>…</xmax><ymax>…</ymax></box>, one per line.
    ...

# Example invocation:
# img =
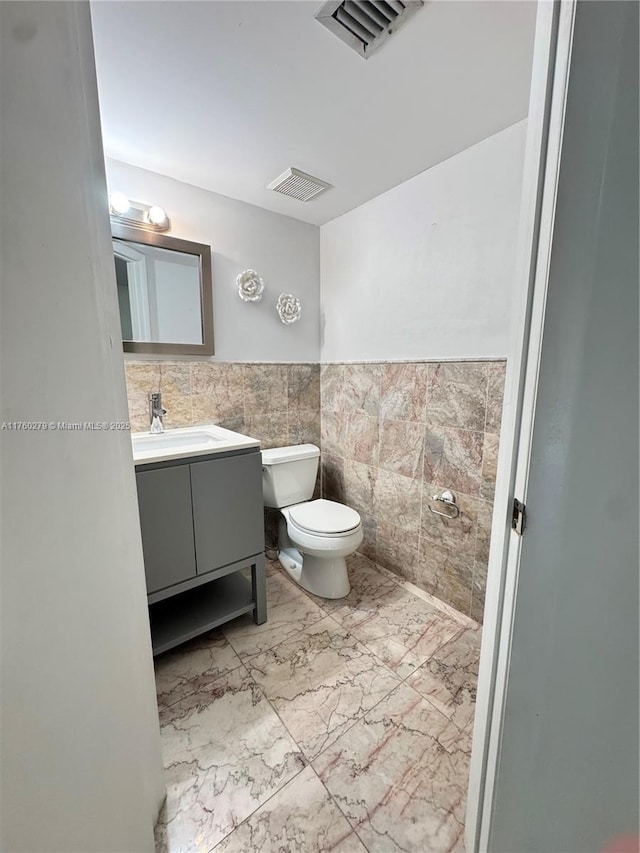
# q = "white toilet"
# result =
<box><xmin>261</xmin><ymin>444</ymin><xmax>362</xmax><ymax>599</ymax></box>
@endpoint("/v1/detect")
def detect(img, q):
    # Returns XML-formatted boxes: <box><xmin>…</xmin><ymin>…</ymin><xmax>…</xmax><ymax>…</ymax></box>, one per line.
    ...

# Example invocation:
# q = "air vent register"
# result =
<box><xmin>315</xmin><ymin>0</ymin><xmax>424</xmax><ymax>59</ymax></box>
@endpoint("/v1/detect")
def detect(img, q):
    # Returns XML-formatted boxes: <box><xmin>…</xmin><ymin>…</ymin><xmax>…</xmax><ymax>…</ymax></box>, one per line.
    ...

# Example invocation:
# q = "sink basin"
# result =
<box><xmin>132</xmin><ymin>424</ymin><xmax>260</xmax><ymax>464</ymax></box>
<box><xmin>133</xmin><ymin>430</ymin><xmax>222</xmax><ymax>454</ymax></box>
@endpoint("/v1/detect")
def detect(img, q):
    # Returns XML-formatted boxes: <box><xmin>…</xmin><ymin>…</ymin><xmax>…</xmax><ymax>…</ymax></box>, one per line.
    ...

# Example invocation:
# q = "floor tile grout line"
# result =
<box><xmin>228</xmin><ymin>607</ymin><xmax>330</xmax><ymax>667</ymax></box>
<box><xmin>304</xmin><ymin>680</ymin><xmax>476</xmax><ymax>851</ymax></box>
<box><xmin>158</xmin><ymin>557</ymin><xmax>475</xmax><ymax>720</ymax></box>
<box><xmin>234</xmin><ymin>578</ymin><xmax>409</xmax><ymax>771</ymax></box>
<box><xmin>315</xmin><ymin>587</ymin><xmax>470</xmax><ymax>687</ymax></box>
<box><xmin>319</xmin><ymin>607</ymin><xmax>405</xmax><ymax>683</ymax></box>
<box><xmin>310</xmin><ymin>605</ymin><xmax>476</xmax><ymax>741</ymax></box>
<box><xmin>156</xmin><ymin>661</ymin><xmax>242</xmax><ymax>714</ymax></box>
<box><xmin>156</xmin><ymin>553</ymin><xmax>480</xmax><ymax>852</ymax></box>
<box><xmin>235</xmin><ymin>656</ymin><xmax>304</xmax><ymax>748</ymax></box>
<box><xmin>205</xmin><ymin>656</ymin><xmax>316</xmax><ymax>847</ymax></box>
<box><xmin>242</xmin><ymin>607</ymin><xmax>403</xmax><ymax>767</ymax></box>
<box><xmin>155</xmin><ymin>656</ymin><xmax>245</xmax><ymax>715</ymax></box>
<box><xmin>233</xmin><ymin>655</ymin><xmax>321</xmax><ymax>784</ymax></box>
<box><xmin>205</xmin><ymin>761</ymin><xmax>311</xmax><ymax>853</ymax></box>
<box><xmin>231</xmin><ymin>662</ymin><xmax>421</xmax><ymax>850</ymax></box>
<box><xmin>400</xmin><ymin>674</ymin><xmax>469</xmax><ymax>732</ymax></box>
<box><xmin>304</xmin><ymin>650</ymin><xmax>456</xmax><ymax>766</ymax></box>
<box><xmin>308</xmin><ymin>763</ymin><xmax>374</xmax><ymax>853</ymax></box>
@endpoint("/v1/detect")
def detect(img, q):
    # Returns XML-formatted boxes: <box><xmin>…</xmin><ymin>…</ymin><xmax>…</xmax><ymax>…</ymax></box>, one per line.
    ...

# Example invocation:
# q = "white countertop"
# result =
<box><xmin>132</xmin><ymin>424</ymin><xmax>260</xmax><ymax>465</ymax></box>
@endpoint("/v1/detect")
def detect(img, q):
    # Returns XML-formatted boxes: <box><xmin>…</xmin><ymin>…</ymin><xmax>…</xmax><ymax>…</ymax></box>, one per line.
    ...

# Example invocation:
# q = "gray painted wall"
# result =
<box><xmin>0</xmin><ymin>3</ymin><xmax>164</xmax><ymax>849</ymax></box>
<box><xmin>320</xmin><ymin>122</ymin><xmax>527</xmax><ymax>362</ymax></box>
<box><xmin>489</xmin><ymin>3</ymin><xmax>639</xmax><ymax>850</ymax></box>
<box><xmin>106</xmin><ymin>159</ymin><xmax>321</xmax><ymax>363</ymax></box>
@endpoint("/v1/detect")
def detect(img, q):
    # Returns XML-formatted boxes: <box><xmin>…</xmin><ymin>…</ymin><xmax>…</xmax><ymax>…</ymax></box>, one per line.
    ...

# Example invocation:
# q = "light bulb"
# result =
<box><xmin>147</xmin><ymin>205</ymin><xmax>166</xmax><ymax>226</ymax></box>
<box><xmin>109</xmin><ymin>192</ymin><xmax>130</xmax><ymax>215</ymax></box>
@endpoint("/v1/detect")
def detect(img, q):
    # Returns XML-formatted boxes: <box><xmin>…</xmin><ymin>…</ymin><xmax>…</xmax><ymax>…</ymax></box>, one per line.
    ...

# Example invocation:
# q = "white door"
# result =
<box><xmin>471</xmin><ymin>1</ymin><xmax>639</xmax><ymax>850</ymax></box>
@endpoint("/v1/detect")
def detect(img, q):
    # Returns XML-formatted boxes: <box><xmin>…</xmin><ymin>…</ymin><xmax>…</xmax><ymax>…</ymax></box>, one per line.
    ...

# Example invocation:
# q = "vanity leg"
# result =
<box><xmin>252</xmin><ymin>554</ymin><xmax>267</xmax><ymax>625</ymax></box>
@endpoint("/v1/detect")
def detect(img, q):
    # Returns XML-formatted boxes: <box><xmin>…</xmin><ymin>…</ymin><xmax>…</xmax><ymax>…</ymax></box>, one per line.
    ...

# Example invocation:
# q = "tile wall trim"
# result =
<box><xmin>319</xmin><ymin>357</ymin><xmax>507</xmax><ymax>365</ymax></box>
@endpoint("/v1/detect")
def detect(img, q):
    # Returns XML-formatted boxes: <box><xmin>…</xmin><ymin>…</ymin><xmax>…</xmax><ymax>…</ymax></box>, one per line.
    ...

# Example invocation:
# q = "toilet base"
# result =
<box><xmin>277</xmin><ymin>546</ymin><xmax>350</xmax><ymax>599</ymax></box>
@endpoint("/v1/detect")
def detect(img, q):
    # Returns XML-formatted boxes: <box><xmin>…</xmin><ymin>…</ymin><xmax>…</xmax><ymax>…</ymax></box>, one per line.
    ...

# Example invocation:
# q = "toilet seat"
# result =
<box><xmin>287</xmin><ymin>499</ymin><xmax>361</xmax><ymax>537</ymax></box>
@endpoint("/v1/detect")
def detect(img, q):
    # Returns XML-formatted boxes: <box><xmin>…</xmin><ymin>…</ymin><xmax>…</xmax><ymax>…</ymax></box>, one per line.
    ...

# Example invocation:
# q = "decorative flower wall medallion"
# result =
<box><xmin>276</xmin><ymin>293</ymin><xmax>301</xmax><ymax>325</ymax></box>
<box><xmin>237</xmin><ymin>269</ymin><xmax>265</xmax><ymax>302</ymax></box>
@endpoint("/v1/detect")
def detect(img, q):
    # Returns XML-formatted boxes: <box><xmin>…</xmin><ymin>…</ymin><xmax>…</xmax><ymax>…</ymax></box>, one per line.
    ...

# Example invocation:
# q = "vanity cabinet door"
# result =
<box><xmin>136</xmin><ymin>465</ymin><xmax>197</xmax><ymax>594</ymax></box>
<box><xmin>191</xmin><ymin>452</ymin><xmax>264</xmax><ymax>574</ymax></box>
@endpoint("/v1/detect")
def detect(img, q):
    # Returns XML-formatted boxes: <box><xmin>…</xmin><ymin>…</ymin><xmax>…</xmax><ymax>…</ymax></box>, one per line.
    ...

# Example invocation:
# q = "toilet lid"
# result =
<box><xmin>288</xmin><ymin>499</ymin><xmax>361</xmax><ymax>535</ymax></box>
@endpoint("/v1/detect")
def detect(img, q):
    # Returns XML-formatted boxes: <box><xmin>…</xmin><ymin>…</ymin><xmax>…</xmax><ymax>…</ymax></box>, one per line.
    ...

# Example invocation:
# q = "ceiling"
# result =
<box><xmin>91</xmin><ymin>0</ymin><xmax>537</xmax><ymax>226</ymax></box>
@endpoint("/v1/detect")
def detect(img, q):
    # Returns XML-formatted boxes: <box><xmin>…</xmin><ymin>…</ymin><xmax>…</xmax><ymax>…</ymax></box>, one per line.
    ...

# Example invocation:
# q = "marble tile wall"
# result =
<box><xmin>124</xmin><ymin>358</ymin><xmax>504</xmax><ymax>622</ymax></box>
<box><xmin>320</xmin><ymin>361</ymin><xmax>506</xmax><ymax>623</ymax></box>
<box><xmin>124</xmin><ymin>361</ymin><xmax>321</xmax><ymax>449</ymax></box>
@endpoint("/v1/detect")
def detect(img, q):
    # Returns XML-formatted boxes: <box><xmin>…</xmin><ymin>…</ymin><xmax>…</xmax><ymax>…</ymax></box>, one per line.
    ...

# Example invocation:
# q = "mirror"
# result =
<box><xmin>112</xmin><ymin>223</ymin><xmax>214</xmax><ymax>355</ymax></box>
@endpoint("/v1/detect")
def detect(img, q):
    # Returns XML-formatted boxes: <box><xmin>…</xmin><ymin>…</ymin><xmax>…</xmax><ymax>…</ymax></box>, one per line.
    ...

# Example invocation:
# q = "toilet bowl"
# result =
<box><xmin>261</xmin><ymin>445</ymin><xmax>362</xmax><ymax>599</ymax></box>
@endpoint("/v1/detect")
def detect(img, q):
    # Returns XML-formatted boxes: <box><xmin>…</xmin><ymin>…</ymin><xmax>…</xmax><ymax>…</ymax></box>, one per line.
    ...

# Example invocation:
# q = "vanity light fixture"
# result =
<box><xmin>147</xmin><ymin>205</ymin><xmax>168</xmax><ymax>227</ymax></box>
<box><xmin>109</xmin><ymin>191</ymin><xmax>130</xmax><ymax>215</ymax></box>
<box><xmin>109</xmin><ymin>192</ymin><xmax>170</xmax><ymax>232</ymax></box>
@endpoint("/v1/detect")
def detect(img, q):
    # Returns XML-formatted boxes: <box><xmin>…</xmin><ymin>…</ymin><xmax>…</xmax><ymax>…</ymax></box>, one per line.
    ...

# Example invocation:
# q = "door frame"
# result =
<box><xmin>465</xmin><ymin>2</ymin><xmax>578</xmax><ymax>849</ymax></box>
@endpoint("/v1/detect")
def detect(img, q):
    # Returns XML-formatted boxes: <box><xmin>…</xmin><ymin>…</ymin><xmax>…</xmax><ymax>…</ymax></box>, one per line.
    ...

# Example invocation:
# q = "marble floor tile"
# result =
<box><xmin>328</xmin><ymin>581</ymin><xmax>463</xmax><ymax>680</ymax></box>
<box><xmin>153</xmin><ymin>552</ymin><xmax>478</xmax><ymax>853</ymax></box>
<box><xmin>407</xmin><ymin>628</ymin><xmax>481</xmax><ymax>731</ymax></box>
<box><xmin>398</xmin><ymin>577</ymin><xmax>480</xmax><ymax>630</ymax></box>
<box><xmin>320</xmin><ymin>553</ymin><xmax>401</xmax><ymax>619</ymax></box>
<box><xmin>213</xmin><ymin>765</ymin><xmax>367</xmax><ymax>853</ymax></box>
<box><xmin>245</xmin><ymin>615</ymin><xmax>401</xmax><ymax>760</ymax></box>
<box><xmin>222</xmin><ymin>569</ymin><xmax>326</xmax><ymax>660</ymax></box>
<box><xmin>313</xmin><ymin>682</ymin><xmax>471</xmax><ymax>853</ymax></box>
<box><xmin>154</xmin><ymin>631</ymin><xmax>243</xmax><ymax>710</ymax></box>
<box><xmin>265</xmin><ymin>558</ymin><xmax>281</xmax><ymax>577</ymax></box>
<box><xmin>156</xmin><ymin>667</ymin><xmax>305</xmax><ymax>853</ymax></box>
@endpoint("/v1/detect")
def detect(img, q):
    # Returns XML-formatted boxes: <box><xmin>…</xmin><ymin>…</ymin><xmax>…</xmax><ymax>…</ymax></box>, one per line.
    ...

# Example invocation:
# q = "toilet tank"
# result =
<box><xmin>261</xmin><ymin>444</ymin><xmax>320</xmax><ymax>508</ymax></box>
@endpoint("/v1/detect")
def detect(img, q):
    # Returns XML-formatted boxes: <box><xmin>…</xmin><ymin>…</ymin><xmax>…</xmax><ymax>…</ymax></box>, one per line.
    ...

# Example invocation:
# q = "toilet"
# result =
<box><xmin>261</xmin><ymin>444</ymin><xmax>362</xmax><ymax>599</ymax></box>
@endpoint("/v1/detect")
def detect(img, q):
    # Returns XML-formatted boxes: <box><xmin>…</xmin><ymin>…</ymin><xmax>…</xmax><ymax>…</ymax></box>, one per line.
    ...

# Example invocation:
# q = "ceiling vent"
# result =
<box><xmin>315</xmin><ymin>0</ymin><xmax>424</xmax><ymax>59</ymax></box>
<box><xmin>267</xmin><ymin>167</ymin><xmax>332</xmax><ymax>202</ymax></box>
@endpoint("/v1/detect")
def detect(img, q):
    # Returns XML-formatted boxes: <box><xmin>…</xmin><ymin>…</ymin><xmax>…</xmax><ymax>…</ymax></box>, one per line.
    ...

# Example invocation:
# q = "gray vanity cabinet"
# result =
<box><xmin>136</xmin><ymin>464</ymin><xmax>197</xmax><ymax>592</ymax></box>
<box><xmin>135</xmin><ymin>447</ymin><xmax>266</xmax><ymax>656</ymax></box>
<box><xmin>191</xmin><ymin>453</ymin><xmax>263</xmax><ymax>574</ymax></box>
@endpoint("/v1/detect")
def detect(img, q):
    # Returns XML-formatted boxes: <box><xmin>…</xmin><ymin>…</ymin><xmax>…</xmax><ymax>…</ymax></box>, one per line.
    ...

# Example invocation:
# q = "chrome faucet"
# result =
<box><xmin>149</xmin><ymin>392</ymin><xmax>167</xmax><ymax>434</ymax></box>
